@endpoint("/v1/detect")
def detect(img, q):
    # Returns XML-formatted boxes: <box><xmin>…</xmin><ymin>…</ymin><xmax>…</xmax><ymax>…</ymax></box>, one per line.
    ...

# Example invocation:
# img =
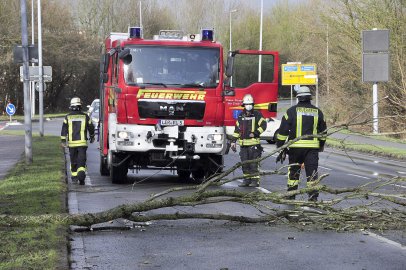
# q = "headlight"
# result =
<box><xmin>117</xmin><ymin>131</ymin><xmax>133</xmax><ymax>139</ymax></box>
<box><xmin>207</xmin><ymin>134</ymin><xmax>223</xmax><ymax>141</ymax></box>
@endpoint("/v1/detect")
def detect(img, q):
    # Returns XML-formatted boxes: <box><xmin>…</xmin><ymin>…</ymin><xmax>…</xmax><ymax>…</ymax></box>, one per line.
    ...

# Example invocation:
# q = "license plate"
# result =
<box><xmin>159</xmin><ymin>119</ymin><xmax>184</xmax><ymax>126</ymax></box>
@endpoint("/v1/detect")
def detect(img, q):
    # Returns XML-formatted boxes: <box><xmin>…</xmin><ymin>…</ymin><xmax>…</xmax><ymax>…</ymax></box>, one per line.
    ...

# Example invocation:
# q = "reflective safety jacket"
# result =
<box><xmin>61</xmin><ymin>111</ymin><xmax>95</xmax><ymax>147</ymax></box>
<box><xmin>231</xmin><ymin>110</ymin><xmax>267</xmax><ymax>146</ymax></box>
<box><xmin>276</xmin><ymin>100</ymin><xmax>326</xmax><ymax>149</ymax></box>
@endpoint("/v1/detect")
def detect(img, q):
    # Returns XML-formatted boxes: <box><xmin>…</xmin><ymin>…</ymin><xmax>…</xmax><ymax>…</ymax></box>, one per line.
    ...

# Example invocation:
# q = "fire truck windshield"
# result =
<box><xmin>123</xmin><ymin>46</ymin><xmax>220</xmax><ymax>88</ymax></box>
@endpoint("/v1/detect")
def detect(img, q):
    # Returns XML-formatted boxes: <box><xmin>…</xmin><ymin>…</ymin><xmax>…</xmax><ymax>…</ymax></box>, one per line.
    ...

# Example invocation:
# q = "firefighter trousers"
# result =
<box><xmin>69</xmin><ymin>146</ymin><xmax>87</xmax><ymax>183</ymax></box>
<box><xmin>239</xmin><ymin>145</ymin><xmax>262</xmax><ymax>182</ymax></box>
<box><xmin>287</xmin><ymin>148</ymin><xmax>319</xmax><ymax>199</ymax></box>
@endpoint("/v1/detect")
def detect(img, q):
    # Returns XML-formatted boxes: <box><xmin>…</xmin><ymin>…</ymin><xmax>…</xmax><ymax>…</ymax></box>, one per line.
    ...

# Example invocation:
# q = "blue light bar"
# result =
<box><xmin>129</xmin><ymin>27</ymin><xmax>142</xmax><ymax>38</ymax></box>
<box><xmin>201</xmin><ymin>29</ymin><xmax>214</xmax><ymax>41</ymax></box>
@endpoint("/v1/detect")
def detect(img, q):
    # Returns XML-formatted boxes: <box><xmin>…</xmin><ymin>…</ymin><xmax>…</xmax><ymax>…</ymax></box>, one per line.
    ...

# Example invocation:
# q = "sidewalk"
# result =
<box><xmin>0</xmin><ymin>134</ymin><xmax>24</xmax><ymax>180</ymax></box>
<box><xmin>330</xmin><ymin>132</ymin><xmax>406</xmax><ymax>150</ymax></box>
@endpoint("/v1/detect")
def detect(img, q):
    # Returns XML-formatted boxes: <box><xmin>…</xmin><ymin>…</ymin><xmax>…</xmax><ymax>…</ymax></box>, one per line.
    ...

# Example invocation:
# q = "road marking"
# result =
<box><xmin>224</xmin><ymin>180</ymin><xmax>272</xmax><ymax>193</ymax></box>
<box><xmin>319</xmin><ymin>166</ymin><xmax>332</xmax><ymax>171</ymax></box>
<box><xmin>391</xmin><ymin>184</ymin><xmax>406</xmax><ymax>189</ymax></box>
<box><xmin>364</xmin><ymin>230</ymin><xmax>406</xmax><ymax>250</ymax></box>
<box><xmin>223</xmin><ymin>182</ymin><xmax>238</xmax><ymax>188</ymax></box>
<box><xmin>397</xmin><ymin>171</ymin><xmax>406</xmax><ymax>175</ymax></box>
<box><xmin>256</xmin><ymin>186</ymin><xmax>271</xmax><ymax>193</ymax></box>
<box><xmin>347</xmin><ymin>173</ymin><xmax>371</xmax><ymax>180</ymax></box>
<box><xmin>85</xmin><ymin>174</ymin><xmax>92</xmax><ymax>186</ymax></box>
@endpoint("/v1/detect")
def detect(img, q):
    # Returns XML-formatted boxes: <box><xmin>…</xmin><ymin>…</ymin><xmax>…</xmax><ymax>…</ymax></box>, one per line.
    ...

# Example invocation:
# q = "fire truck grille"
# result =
<box><xmin>138</xmin><ymin>101</ymin><xmax>205</xmax><ymax>120</ymax></box>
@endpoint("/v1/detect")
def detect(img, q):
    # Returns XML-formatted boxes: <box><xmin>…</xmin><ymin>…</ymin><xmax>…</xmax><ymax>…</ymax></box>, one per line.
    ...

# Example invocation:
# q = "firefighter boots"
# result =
<box><xmin>249</xmin><ymin>180</ymin><xmax>260</xmax><ymax>187</ymax></box>
<box><xmin>238</xmin><ymin>180</ymin><xmax>251</xmax><ymax>187</ymax></box>
<box><xmin>78</xmin><ymin>171</ymin><xmax>86</xmax><ymax>185</ymax></box>
<box><xmin>308</xmin><ymin>194</ymin><xmax>318</xmax><ymax>202</ymax></box>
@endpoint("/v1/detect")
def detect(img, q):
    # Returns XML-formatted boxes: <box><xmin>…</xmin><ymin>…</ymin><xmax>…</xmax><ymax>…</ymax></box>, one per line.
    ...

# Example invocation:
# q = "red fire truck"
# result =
<box><xmin>99</xmin><ymin>27</ymin><xmax>279</xmax><ymax>184</ymax></box>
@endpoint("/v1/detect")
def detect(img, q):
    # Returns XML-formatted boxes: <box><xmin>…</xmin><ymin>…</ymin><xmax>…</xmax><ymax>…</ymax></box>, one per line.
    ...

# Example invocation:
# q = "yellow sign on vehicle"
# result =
<box><xmin>281</xmin><ymin>63</ymin><xmax>317</xmax><ymax>85</ymax></box>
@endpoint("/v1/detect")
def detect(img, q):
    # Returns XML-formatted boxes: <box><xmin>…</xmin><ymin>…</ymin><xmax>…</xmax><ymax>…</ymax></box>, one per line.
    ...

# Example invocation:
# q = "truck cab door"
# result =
<box><xmin>223</xmin><ymin>50</ymin><xmax>279</xmax><ymax>134</ymax></box>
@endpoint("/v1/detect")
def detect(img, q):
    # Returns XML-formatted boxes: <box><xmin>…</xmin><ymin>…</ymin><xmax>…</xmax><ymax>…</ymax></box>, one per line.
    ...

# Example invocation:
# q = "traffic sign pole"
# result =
<box><xmin>373</xmin><ymin>83</ymin><xmax>378</xmax><ymax>133</ymax></box>
<box><xmin>362</xmin><ymin>29</ymin><xmax>390</xmax><ymax>134</ymax></box>
<box><xmin>20</xmin><ymin>0</ymin><xmax>33</xmax><ymax>164</ymax></box>
<box><xmin>38</xmin><ymin>0</ymin><xmax>44</xmax><ymax>137</ymax></box>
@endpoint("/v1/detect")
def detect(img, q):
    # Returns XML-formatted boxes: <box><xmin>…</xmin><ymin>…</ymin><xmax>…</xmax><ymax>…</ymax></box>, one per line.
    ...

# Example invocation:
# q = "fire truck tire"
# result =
<box><xmin>100</xmin><ymin>155</ymin><xmax>109</xmax><ymax>176</ymax></box>
<box><xmin>191</xmin><ymin>169</ymin><xmax>205</xmax><ymax>184</ymax></box>
<box><xmin>177</xmin><ymin>170</ymin><xmax>191</xmax><ymax>182</ymax></box>
<box><xmin>190</xmin><ymin>155</ymin><xmax>223</xmax><ymax>184</ymax></box>
<box><xmin>110</xmin><ymin>154</ymin><xmax>128</xmax><ymax>184</ymax></box>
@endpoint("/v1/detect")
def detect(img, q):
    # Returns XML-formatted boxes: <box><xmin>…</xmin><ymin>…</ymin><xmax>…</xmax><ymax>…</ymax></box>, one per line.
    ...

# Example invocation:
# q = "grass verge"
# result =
<box><xmin>0</xmin><ymin>113</ymin><xmax>67</xmax><ymax>122</ymax></box>
<box><xmin>338</xmin><ymin>129</ymin><xmax>406</xmax><ymax>144</ymax></box>
<box><xmin>326</xmin><ymin>138</ymin><xmax>406</xmax><ymax>160</ymax></box>
<box><xmin>0</xmin><ymin>135</ymin><xmax>67</xmax><ymax>270</ymax></box>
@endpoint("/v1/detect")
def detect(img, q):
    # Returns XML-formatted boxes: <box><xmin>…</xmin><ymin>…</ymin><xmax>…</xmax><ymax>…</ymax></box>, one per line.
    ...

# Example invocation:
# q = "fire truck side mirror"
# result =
<box><xmin>225</xmin><ymin>55</ymin><xmax>234</xmax><ymax>78</ymax></box>
<box><xmin>102</xmin><ymin>54</ymin><xmax>109</xmax><ymax>74</ymax></box>
<box><xmin>118</xmin><ymin>48</ymin><xmax>132</xmax><ymax>64</ymax></box>
<box><xmin>102</xmin><ymin>73</ymin><xmax>109</xmax><ymax>83</ymax></box>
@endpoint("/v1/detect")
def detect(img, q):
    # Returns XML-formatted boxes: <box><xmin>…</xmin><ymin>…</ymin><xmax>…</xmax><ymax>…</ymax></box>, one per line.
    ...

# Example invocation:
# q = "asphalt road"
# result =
<box><xmin>68</xmin><ymin>134</ymin><xmax>405</xmax><ymax>269</ymax></box>
<box><xmin>2</xmin><ymin>118</ymin><xmax>405</xmax><ymax>269</ymax></box>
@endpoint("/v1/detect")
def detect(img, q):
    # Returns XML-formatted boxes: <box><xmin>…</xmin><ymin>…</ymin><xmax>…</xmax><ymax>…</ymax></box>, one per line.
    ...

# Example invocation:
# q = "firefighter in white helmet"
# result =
<box><xmin>230</xmin><ymin>94</ymin><xmax>267</xmax><ymax>187</ymax></box>
<box><xmin>61</xmin><ymin>97</ymin><xmax>95</xmax><ymax>185</ymax></box>
<box><xmin>276</xmin><ymin>86</ymin><xmax>327</xmax><ymax>201</ymax></box>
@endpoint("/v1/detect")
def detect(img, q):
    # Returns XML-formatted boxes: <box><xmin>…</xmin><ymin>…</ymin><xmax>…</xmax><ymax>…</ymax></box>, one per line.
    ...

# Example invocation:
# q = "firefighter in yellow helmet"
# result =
<box><xmin>61</xmin><ymin>97</ymin><xmax>95</xmax><ymax>185</ymax></box>
<box><xmin>276</xmin><ymin>86</ymin><xmax>327</xmax><ymax>201</ymax></box>
<box><xmin>230</xmin><ymin>94</ymin><xmax>267</xmax><ymax>187</ymax></box>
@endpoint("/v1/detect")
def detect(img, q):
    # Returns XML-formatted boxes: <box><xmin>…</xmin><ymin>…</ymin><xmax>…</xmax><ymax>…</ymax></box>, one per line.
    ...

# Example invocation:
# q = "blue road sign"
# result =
<box><xmin>6</xmin><ymin>103</ymin><xmax>16</xmax><ymax>116</ymax></box>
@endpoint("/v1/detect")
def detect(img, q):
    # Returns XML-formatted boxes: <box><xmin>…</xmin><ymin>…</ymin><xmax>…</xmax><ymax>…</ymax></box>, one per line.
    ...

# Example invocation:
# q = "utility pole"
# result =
<box><xmin>31</xmin><ymin>0</ymin><xmax>35</xmax><ymax>117</ymax></box>
<box><xmin>20</xmin><ymin>0</ymin><xmax>33</xmax><ymax>163</ymax></box>
<box><xmin>326</xmin><ymin>24</ymin><xmax>329</xmax><ymax>96</ymax></box>
<box><xmin>38</xmin><ymin>0</ymin><xmax>44</xmax><ymax>136</ymax></box>
<box><xmin>139</xmin><ymin>1</ymin><xmax>142</xmax><ymax>30</ymax></box>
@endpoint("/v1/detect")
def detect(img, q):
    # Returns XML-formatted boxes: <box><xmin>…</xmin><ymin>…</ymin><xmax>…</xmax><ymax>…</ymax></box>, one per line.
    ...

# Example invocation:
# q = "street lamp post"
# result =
<box><xmin>229</xmin><ymin>9</ymin><xmax>237</xmax><ymax>87</ymax></box>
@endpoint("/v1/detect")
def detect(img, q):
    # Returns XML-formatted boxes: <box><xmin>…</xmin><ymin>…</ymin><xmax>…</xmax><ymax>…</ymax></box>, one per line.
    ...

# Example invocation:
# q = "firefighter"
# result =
<box><xmin>61</xmin><ymin>97</ymin><xmax>95</xmax><ymax>185</ymax></box>
<box><xmin>276</xmin><ymin>86</ymin><xmax>327</xmax><ymax>201</ymax></box>
<box><xmin>230</xmin><ymin>94</ymin><xmax>267</xmax><ymax>187</ymax></box>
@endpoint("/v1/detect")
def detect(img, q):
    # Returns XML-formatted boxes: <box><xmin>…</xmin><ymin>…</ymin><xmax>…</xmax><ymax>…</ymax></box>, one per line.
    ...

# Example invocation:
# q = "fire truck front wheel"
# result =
<box><xmin>110</xmin><ymin>153</ymin><xmax>128</xmax><ymax>184</ymax></box>
<box><xmin>177</xmin><ymin>170</ymin><xmax>191</xmax><ymax>182</ymax></box>
<box><xmin>191</xmin><ymin>155</ymin><xmax>223</xmax><ymax>184</ymax></box>
<box><xmin>191</xmin><ymin>169</ymin><xmax>205</xmax><ymax>184</ymax></box>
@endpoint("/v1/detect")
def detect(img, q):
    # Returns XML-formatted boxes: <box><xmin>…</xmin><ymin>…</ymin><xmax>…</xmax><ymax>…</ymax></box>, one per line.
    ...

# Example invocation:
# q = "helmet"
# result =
<box><xmin>296</xmin><ymin>86</ymin><xmax>312</xmax><ymax>97</ymax></box>
<box><xmin>242</xmin><ymin>94</ymin><xmax>254</xmax><ymax>105</ymax></box>
<box><xmin>70</xmin><ymin>97</ymin><xmax>82</xmax><ymax>107</ymax></box>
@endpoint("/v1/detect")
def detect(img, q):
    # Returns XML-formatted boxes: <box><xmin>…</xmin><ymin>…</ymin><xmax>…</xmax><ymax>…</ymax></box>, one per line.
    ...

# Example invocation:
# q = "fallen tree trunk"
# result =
<box><xmin>1</xmin><ymin>176</ymin><xmax>404</xmax><ymax>232</ymax></box>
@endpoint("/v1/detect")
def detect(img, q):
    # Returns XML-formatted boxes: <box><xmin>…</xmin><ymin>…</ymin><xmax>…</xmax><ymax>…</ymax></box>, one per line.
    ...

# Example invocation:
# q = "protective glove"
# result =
<box><xmin>230</xmin><ymin>142</ymin><xmax>237</xmax><ymax>152</ymax></box>
<box><xmin>89</xmin><ymin>137</ymin><xmax>95</xmax><ymax>143</ymax></box>
<box><xmin>276</xmin><ymin>148</ymin><xmax>287</xmax><ymax>164</ymax></box>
